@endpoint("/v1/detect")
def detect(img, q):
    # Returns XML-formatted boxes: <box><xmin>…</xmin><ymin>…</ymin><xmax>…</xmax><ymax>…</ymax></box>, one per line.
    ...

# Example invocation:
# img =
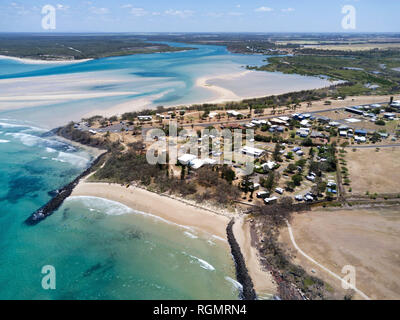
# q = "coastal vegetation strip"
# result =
<box><xmin>249</xmin><ymin>50</ymin><xmax>400</xmax><ymax>96</ymax></box>
<box><xmin>0</xmin><ymin>34</ymin><xmax>193</xmax><ymax>61</ymax></box>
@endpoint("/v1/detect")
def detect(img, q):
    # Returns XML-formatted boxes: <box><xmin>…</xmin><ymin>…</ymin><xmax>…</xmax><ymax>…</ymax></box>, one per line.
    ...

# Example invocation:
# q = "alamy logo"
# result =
<box><xmin>41</xmin><ymin>265</ymin><xmax>56</xmax><ymax>290</ymax></box>
<box><xmin>145</xmin><ymin>121</ymin><xmax>256</xmax><ymax>175</ymax></box>
<box><xmin>341</xmin><ymin>5</ymin><xmax>356</xmax><ymax>30</ymax></box>
<box><xmin>41</xmin><ymin>5</ymin><xmax>56</xmax><ymax>30</ymax></box>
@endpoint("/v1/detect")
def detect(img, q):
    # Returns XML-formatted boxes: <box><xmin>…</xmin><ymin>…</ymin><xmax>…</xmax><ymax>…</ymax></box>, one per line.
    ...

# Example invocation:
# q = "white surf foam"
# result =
<box><xmin>225</xmin><ymin>276</ymin><xmax>243</xmax><ymax>292</ymax></box>
<box><xmin>66</xmin><ymin>196</ymin><xmax>200</xmax><ymax>233</ymax></box>
<box><xmin>212</xmin><ymin>235</ymin><xmax>227</xmax><ymax>243</ymax></box>
<box><xmin>0</xmin><ymin>121</ymin><xmax>47</xmax><ymax>132</ymax></box>
<box><xmin>66</xmin><ymin>196</ymin><xmax>134</xmax><ymax>216</ymax></box>
<box><xmin>46</xmin><ymin>147</ymin><xmax>57</xmax><ymax>153</ymax></box>
<box><xmin>184</xmin><ymin>231</ymin><xmax>198</xmax><ymax>239</ymax></box>
<box><xmin>183</xmin><ymin>252</ymin><xmax>215</xmax><ymax>271</ymax></box>
<box><xmin>0</xmin><ymin>139</ymin><xmax>9</xmax><ymax>143</ymax></box>
<box><xmin>54</xmin><ymin>151</ymin><xmax>89</xmax><ymax>167</ymax></box>
<box><xmin>5</xmin><ymin>132</ymin><xmax>64</xmax><ymax>148</ymax></box>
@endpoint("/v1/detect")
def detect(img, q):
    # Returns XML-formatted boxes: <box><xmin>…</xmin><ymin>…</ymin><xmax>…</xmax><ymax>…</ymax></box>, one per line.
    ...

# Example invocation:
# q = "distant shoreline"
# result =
<box><xmin>0</xmin><ymin>55</ymin><xmax>93</xmax><ymax>65</ymax></box>
<box><xmin>0</xmin><ymin>47</ymin><xmax>193</xmax><ymax>65</ymax></box>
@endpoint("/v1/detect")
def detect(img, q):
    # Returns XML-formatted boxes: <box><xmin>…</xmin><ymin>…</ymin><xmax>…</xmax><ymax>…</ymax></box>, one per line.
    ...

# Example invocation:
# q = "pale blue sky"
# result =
<box><xmin>0</xmin><ymin>0</ymin><xmax>399</xmax><ymax>33</ymax></box>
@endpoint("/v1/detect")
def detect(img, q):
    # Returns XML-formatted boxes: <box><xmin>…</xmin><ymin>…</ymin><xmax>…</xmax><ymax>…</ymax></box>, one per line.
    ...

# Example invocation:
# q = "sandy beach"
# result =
<box><xmin>0</xmin><ymin>55</ymin><xmax>92</xmax><ymax>65</ymax></box>
<box><xmin>81</xmin><ymin>91</ymin><xmax>169</xmax><ymax>118</ymax></box>
<box><xmin>194</xmin><ymin>69</ymin><xmax>338</xmax><ymax>106</ymax></box>
<box><xmin>233</xmin><ymin>216</ymin><xmax>277</xmax><ymax>298</ymax></box>
<box><xmin>71</xmin><ymin>181</ymin><xmax>231</xmax><ymax>241</ymax></box>
<box><xmin>71</xmin><ymin>180</ymin><xmax>278</xmax><ymax>298</ymax></box>
<box><xmin>195</xmin><ymin>72</ymin><xmax>245</xmax><ymax>104</ymax></box>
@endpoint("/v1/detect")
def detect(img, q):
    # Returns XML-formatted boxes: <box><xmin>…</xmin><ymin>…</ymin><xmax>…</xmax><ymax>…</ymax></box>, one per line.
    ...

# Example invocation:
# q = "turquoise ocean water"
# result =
<box><xmin>0</xmin><ymin>121</ymin><xmax>239</xmax><ymax>299</ymax></box>
<box><xmin>0</xmin><ymin>43</ymin><xmax>331</xmax><ymax>299</ymax></box>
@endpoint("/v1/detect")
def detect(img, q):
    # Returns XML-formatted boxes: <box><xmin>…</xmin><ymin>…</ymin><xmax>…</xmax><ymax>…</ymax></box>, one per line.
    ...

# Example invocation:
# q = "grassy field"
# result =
<box><xmin>279</xmin><ymin>207</ymin><xmax>400</xmax><ymax>300</ymax></box>
<box><xmin>345</xmin><ymin>147</ymin><xmax>400</xmax><ymax>195</ymax></box>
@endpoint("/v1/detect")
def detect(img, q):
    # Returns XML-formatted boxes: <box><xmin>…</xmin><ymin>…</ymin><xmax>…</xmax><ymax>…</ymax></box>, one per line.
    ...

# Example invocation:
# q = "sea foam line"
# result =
<box><xmin>0</xmin><ymin>121</ymin><xmax>47</xmax><ymax>132</ymax></box>
<box><xmin>66</xmin><ymin>195</ymin><xmax>195</xmax><ymax>232</ymax></box>
<box><xmin>225</xmin><ymin>276</ymin><xmax>243</xmax><ymax>292</ymax></box>
<box><xmin>182</xmin><ymin>251</ymin><xmax>216</xmax><ymax>271</ymax></box>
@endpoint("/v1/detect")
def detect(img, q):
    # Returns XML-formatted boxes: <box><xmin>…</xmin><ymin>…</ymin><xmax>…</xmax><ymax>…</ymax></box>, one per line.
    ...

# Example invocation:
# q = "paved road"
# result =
<box><xmin>345</xmin><ymin>143</ymin><xmax>400</xmax><ymax>149</ymax></box>
<box><xmin>180</xmin><ymin>101</ymin><xmax>390</xmax><ymax>128</ymax></box>
<box><xmin>285</xmin><ymin>220</ymin><xmax>371</xmax><ymax>300</ymax></box>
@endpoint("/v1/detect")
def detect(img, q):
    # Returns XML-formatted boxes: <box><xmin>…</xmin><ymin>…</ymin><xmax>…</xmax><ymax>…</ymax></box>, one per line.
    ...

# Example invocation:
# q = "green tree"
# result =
<box><xmin>292</xmin><ymin>174</ymin><xmax>303</xmax><ymax>186</ymax></box>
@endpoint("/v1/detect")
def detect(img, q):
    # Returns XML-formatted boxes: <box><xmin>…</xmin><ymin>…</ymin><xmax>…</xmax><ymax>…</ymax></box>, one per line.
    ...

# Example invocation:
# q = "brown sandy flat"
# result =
<box><xmin>279</xmin><ymin>207</ymin><xmax>400</xmax><ymax>300</ymax></box>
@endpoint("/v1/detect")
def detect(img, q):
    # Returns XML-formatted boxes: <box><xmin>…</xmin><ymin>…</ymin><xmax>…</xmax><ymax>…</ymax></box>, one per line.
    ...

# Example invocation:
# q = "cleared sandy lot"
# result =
<box><xmin>346</xmin><ymin>147</ymin><xmax>400</xmax><ymax>195</ymax></box>
<box><xmin>279</xmin><ymin>207</ymin><xmax>400</xmax><ymax>300</ymax></box>
<box><xmin>306</xmin><ymin>43</ymin><xmax>400</xmax><ymax>51</ymax></box>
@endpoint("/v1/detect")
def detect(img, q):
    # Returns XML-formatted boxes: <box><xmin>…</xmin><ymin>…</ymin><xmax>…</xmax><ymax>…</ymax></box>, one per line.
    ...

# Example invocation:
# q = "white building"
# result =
<box><xmin>300</xmin><ymin>119</ymin><xmax>311</xmax><ymax>127</ymax></box>
<box><xmin>138</xmin><ymin>115</ymin><xmax>152</xmax><ymax>121</ymax></box>
<box><xmin>261</xmin><ymin>161</ymin><xmax>277</xmax><ymax>171</ymax></box>
<box><xmin>189</xmin><ymin>158</ymin><xmax>205</xmax><ymax>170</ymax></box>
<box><xmin>178</xmin><ymin>154</ymin><xmax>197</xmax><ymax>165</ymax></box>
<box><xmin>240</xmin><ymin>146</ymin><xmax>265</xmax><ymax>158</ymax></box>
<box><xmin>355</xmin><ymin>136</ymin><xmax>366</xmax><ymax>143</ymax></box>
<box><xmin>264</xmin><ymin>197</ymin><xmax>278</xmax><ymax>204</ymax></box>
<box><xmin>390</xmin><ymin>101</ymin><xmax>400</xmax><ymax>108</ymax></box>
<box><xmin>227</xmin><ymin>110</ymin><xmax>243</xmax><ymax>117</ymax></box>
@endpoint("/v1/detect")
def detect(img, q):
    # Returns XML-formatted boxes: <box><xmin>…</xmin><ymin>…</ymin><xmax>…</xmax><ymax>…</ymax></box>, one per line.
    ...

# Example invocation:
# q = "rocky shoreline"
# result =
<box><xmin>226</xmin><ymin>219</ymin><xmax>257</xmax><ymax>300</ymax></box>
<box><xmin>25</xmin><ymin>151</ymin><xmax>107</xmax><ymax>225</ymax></box>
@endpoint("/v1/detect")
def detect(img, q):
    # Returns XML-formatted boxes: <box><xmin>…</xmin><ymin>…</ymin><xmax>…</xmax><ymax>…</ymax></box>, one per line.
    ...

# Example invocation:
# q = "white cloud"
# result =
<box><xmin>90</xmin><ymin>7</ymin><xmax>109</xmax><ymax>15</ymax></box>
<box><xmin>130</xmin><ymin>7</ymin><xmax>147</xmax><ymax>16</ymax></box>
<box><xmin>228</xmin><ymin>12</ymin><xmax>244</xmax><ymax>16</ymax></box>
<box><xmin>57</xmin><ymin>4</ymin><xmax>70</xmax><ymax>11</ymax></box>
<box><xmin>9</xmin><ymin>2</ymin><xmax>30</xmax><ymax>15</ymax></box>
<box><xmin>164</xmin><ymin>9</ymin><xmax>194</xmax><ymax>18</ymax></box>
<box><xmin>205</xmin><ymin>12</ymin><xmax>224</xmax><ymax>18</ymax></box>
<box><xmin>255</xmin><ymin>6</ymin><xmax>273</xmax><ymax>12</ymax></box>
<box><xmin>281</xmin><ymin>8</ymin><xmax>295</xmax><ymax>12</ymax></box>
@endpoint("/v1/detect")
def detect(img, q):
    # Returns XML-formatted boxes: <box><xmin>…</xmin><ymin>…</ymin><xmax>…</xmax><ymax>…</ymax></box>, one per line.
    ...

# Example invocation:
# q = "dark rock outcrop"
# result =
<box><xmin>226</xmin><ymin>219</ymin><xmax>257</xmax><ymax>300</ymax></box>
<box><xmin>25</xmin><ymin>152</ymin><xmax>107</xmax><ymax>225</ymax></box>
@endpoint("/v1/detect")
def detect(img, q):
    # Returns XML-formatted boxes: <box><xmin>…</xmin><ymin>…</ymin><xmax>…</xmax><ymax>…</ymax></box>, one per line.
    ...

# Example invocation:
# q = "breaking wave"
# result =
<box><xmin>225</xmin><ymin>276</ymin><xmax>243</xmax><ymax>292</ymax></box>
<box><xmin>184</xmin><ymin>231</ymin><xmax>198</xmax><ymax>239</ymax></box>
<box><xmin>183</xmin><ymin>252</ymin><xmax>216</xmax><ymax>271</ymax></box>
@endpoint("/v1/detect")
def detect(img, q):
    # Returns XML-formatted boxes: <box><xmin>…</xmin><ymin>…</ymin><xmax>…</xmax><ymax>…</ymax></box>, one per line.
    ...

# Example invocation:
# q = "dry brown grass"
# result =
<box><xmin>279</xmin><ymin>207</ymin><xmax>400</xmax><ymax>300</ymax></box>
<box><xmin>306</xmin><ymin>43</ymin><xmax>400</xmax><ymax>51</ymax></box>
<box><xmin>346</xmin><ymin>147</ymin><xmax>400</xmax><ymax>195</ymax></box>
